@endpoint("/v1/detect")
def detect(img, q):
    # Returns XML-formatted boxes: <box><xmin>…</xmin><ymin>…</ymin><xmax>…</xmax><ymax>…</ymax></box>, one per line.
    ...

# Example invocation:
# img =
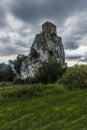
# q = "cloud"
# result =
<box><xmin>0</xmin><ymin>44</ymin><xmax>29</xmax><ymax>56</ymax></box>
<box><xmin>0</xmin><ymin>35</ymin><xmax>11</xmax><ymax>44</ymax></box>
<box><xmin>0</xmin><ymin>0</ymin><xmax>87</xmax><ymax>65</ymax></box>
<box><xmin>60</xmin><ymin>11</ymin><xmax>87</xmax><ymax>52</ymax></box>
<box><xmin>66</xmin><ymin>55</ymin><xmax>83</xmax><ymax>60</ymax></box>
<box><xmin>64</xmin><ymin>41</ymin><xmax>79</xmax><ymax>50</ymax></box>
<box><xmin>80</xmin><ymin>57</ymin><xmax>87</xmax><ymax>62</ymax></box>
<box><xmin>9</xmin><ymin>0</ymin><xmax>87</xmax><ymax>25</ymax></box>
<box><xmin>79</xmin><ymin>52</ymin><xmax>87</xmax><ymax>62</ymax></box>
<box><xmin>14</xmin><ymin>39</ymin><xmax>31</xmax><ymax>48</ymax></box>
<box><xmin>0</xmin><ymin>3</ymin><xmax>8</xmax><ymax>28</ymax></box>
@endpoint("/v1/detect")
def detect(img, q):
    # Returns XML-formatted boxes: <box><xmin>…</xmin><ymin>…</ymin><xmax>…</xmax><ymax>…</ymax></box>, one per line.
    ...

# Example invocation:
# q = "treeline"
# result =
<box><xmin>1</xmin><ymin>58</ymin><xmax>87</xmax><ymax>89</ymax></box>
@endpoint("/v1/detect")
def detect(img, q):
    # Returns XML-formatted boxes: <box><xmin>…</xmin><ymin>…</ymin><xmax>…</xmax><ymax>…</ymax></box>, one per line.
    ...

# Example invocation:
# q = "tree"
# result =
<box><xmin>0</xmin><ymin>63</ymin><xmax>15</xmax><ymax>81</ymax></box>
<box><xmin>5</xmin><ymin>65</ymin><xmax>15</xmax><ymax>81</ymax></box>
<box><xmin>35</xmin><ymin>60</ymin><xmax>66</xmax><ymax>83</ymax></box>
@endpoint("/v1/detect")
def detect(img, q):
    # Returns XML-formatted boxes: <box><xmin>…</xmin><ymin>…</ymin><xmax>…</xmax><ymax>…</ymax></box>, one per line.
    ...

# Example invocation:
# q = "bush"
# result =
<box><xmin>14</xmin><ymin>76</ymin><xmax>37</xmax><ymax>85</ymax></box>
<box><xmin>14</xmin><ymin>78</ymin><xmax>24</xmax><ymax>84</ymax></box>
<box><xmin>24</xmin><ymin>77</ymin><xmax>37</xmax><ymax>84</ymax></box>
<box><xmin>0</xmin><ymin>63</ymin><xmax>15</xmax><ymax>82</ymax></box>
<box><xmin>59</xmin><ymin>64</ymin><xmax>87</xmax><ymax>89</ymax></box>
<box><xmin>0</xmin><ymin>82</ymin><xmax>7</xmax><ymax>87</ymax></box>
<box><xmin>35</xmin><ymin>60</ymin><xmax>66</xmax><ymax>84</ymax></box>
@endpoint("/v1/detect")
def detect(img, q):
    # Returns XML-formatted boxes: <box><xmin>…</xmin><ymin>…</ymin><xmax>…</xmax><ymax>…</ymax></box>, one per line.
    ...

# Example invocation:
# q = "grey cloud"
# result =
<box><xmin>0</xmin><ymin>0</ymin><xmax>87</xmax><ymax>65</ymax></box>
<box><xmin>9</xmin><ymin>0</ymin><xmax>87</xmax><ymax>26</ymax></box>
<box><xmin>0</xmin><ymin>36</ymin><xmax>11</xmax><ymax>44</ymax></box>
<box><xmin>0</xmin><ymin>46</ymin><xmax>19</xmax><ymax>56</ymax></box>
<box><xmin>14</xmin><ymin>40</ymin><xmax>31</xmax><ymax>48</ymax></box>
<box><xmin>8</xmin><ymin>0</ymin><xmax>87</xmax><ymax>53</ymax></box>
<box><xmin>79</xmin><ymin>53</ymin><xmax>87</xmax><ymax>62</ymax></box>
<box><xmin>74</xmin><ymin>15</ymin><xmax>87</xmax><ymax>36</ymax></box>
<box><xmin>0</xmin><ymin>33</ymin><xmax>31</xmax><ymax>56</ymax></box>
<box><xmin>64</xmin><ymin>41</ymin><xmax>79</xmax><ymax>50</ymax></box>
<box><xmin>62</xmin><ymin>11</ymin><xmax>87</xmax><ymax>50</ymax></box>
<box><xmin>0</xmin><ymin>5</ymin><xmax>7</xmax><ymax>28</ymax></box>
<box><xmin>0</xmin><ymin>45</ymin><xmax>28</xmax><ymax>56</ymax></box>
<box><xmin>80</xmin><ymin>57</ymin><xmax>87</xmax><ymax>62</ymax></box>
<box><xmin>66</xmin><ymin>55</ymin><xmax>83</xmax><ymax>60</ymax></box>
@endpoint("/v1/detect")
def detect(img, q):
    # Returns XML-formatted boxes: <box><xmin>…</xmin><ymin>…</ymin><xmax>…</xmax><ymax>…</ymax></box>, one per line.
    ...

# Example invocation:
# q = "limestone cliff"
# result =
<box><xmin>20</xmin><ymin>22</ymin><xmax>66</xmax><ymax>79</ymax></box>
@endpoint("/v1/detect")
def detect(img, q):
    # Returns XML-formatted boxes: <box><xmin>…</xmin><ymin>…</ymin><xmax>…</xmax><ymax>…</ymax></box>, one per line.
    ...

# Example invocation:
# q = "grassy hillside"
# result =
<box><xmin>0</xmin><ymin>84</ymin><xmax>87</xmax><ymax>130</ymax></box>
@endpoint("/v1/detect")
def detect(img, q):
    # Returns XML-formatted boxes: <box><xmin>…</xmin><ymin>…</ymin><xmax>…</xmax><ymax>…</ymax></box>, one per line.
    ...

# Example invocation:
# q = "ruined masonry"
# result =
<box><xmin>20</xmin><ymin>22</ymin><xmax>66</xmax><ymax>79</ymax></box>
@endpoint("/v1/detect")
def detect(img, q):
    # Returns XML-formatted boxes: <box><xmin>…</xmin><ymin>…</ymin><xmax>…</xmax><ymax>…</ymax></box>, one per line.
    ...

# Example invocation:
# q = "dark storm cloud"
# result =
<box><xmin>0</xmin><ymin>0</ymin><xmax>87</xmax><ymax>65</ymax></box>
<box><xmin>9</xmin><ymin>0</ymin><xmax>87</xmax><ymax>25</ymax></box>
<box><xmin>62</xmin><ymin>11</ymin><xmax>87</xmax><ymax>50</ymax></box>
<box><xmin>0</xmin><ymin>3</ymin><xmax>8</xmax><ymax>28</ymax></box>
<box><xmin>64</xmin><ymin>41</ymin><xmax>79</xmax><ymax>50</ymax></box>
<box><xmin>8</xmin><ymin>0</ymin><xmax>87</xmax><ymax>53</ymax></box>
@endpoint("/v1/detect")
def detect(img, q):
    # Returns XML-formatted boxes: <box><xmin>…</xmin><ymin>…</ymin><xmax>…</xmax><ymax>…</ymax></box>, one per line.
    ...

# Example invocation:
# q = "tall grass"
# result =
<box><xmin>0</xmin><ymin>84</ymin><xmax>66</xmax><ymax>104</ymax></box>
<box><xmin>0</xmin><ymin>84</ymin><xmax>87</xmax><ymax>130</ymax></box>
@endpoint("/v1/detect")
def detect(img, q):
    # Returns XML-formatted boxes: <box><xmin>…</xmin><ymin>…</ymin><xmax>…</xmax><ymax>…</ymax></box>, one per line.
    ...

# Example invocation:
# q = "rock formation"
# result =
<box><xmin>20</xmin><ymin>22</ymin><xmax>66</xmax><ymax>79</ymax></box>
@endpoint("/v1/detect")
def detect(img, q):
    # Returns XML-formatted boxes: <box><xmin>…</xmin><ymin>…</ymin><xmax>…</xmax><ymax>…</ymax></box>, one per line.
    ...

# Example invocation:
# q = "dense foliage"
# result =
<box><xmin>0</xmin><ymin>63</ymin><xmax>15</xmax><ymax>81</ymax></box>
<box><xmin>59</xmin><ymin>64</ymin><xmax>87</xmax><ymax>88</ymax></box>
<box><xmin>35</xmin><ymin>60</ymin><xmax>66</xmax><ymax>83</ymax></box>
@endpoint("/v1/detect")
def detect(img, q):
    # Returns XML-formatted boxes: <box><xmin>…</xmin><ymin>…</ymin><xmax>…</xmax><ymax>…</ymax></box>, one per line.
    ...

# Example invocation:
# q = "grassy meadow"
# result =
<box><xmin>0</xmin><ymin>83</ymin><xmax>87</xmax><ymax>130</ymax></box>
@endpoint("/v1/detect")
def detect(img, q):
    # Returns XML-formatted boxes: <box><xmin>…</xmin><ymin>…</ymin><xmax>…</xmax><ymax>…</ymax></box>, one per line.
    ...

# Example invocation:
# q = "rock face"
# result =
<box><xmin>9</xmin><ymin>60</ymin><xmax>21</xmax><ymax>79</ymax></box>
<box><xmin>20</xmin><ymin>21</ymin><xmax>65</xmax><ymax>79</ymax></box>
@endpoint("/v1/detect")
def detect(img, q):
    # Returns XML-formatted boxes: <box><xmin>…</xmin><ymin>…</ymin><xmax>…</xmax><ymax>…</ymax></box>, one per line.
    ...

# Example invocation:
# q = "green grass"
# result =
<box><xmin>0</xmin><ymin>84</ymin><xmax>87</xmax><ymax>130</ymax></box>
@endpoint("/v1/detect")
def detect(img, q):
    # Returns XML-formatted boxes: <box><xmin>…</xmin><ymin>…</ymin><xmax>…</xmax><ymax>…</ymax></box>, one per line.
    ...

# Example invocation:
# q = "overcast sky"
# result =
<box><xmin>0</xmin><ymin>0</ymin><xmax>87</xmax><ymax>66</ymax></box>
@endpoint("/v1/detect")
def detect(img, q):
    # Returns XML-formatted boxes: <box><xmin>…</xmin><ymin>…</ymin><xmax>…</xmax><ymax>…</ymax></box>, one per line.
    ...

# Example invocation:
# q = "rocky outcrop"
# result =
<box><xmin>20</xmin><ymin>22</ymin><xmax>66</xmax><ymax>79</ymax></box>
